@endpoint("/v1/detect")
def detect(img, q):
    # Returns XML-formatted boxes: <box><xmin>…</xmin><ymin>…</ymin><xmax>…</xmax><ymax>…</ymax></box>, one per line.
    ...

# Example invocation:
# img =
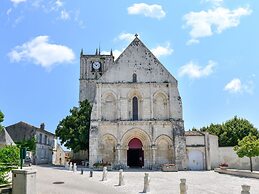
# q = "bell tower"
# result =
<box><xmin>79</xmin><ymin>48</ymin><xmax>114</xmax><ymax>103</ymax></box>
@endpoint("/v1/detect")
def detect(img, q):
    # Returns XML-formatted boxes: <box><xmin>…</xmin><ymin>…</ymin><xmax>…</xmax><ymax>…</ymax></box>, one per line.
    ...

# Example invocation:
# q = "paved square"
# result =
<box><xmin>35</xmin><ymin>166</ymin><xmax>259</xmax><ymax>194</ymax></box>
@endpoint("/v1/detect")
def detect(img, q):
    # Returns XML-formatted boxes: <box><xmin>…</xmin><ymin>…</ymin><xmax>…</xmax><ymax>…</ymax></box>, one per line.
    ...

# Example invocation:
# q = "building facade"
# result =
<box><xmin>80</xmin><ymin>35</ymin><xmax>188</xmax><ymax>169</ymax></box>
<box><xmin>6</xmin><ymin>121</ymin><xmax>55</xmax><ymax>164</ymax></box>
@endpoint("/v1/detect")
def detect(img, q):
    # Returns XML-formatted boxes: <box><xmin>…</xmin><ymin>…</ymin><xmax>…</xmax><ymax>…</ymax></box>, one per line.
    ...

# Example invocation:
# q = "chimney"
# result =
<box><xmin>40</xmin><ymin>123</ymin><xmax>45</xmax><ymax>130</ymax></box>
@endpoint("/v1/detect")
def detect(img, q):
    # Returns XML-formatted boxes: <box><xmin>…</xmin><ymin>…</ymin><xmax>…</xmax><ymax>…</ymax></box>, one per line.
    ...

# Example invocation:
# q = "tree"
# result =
<box><xmin>0</xmin><ymin>111</ymin><xmax>4</xmax><ymax>132</ymax></box>
<box><xmin>0</xmin><ymin>145</ymin><xmax>20</xmax><ymax>184</ymax></box>
<box><xmin>55</xmin><ymin>100</ymin><xmax>92</xmax><ymax>152</ymax></box>
<box><xmin>234</xmin><ymin>134</ymin><xmax>259</xmax><ymax>172</ymax></box>
<box><xmin>198</xmin><ymin>116</ymin><xmax>259</xmax><ymax>146</ymax></box>
<box><xmin>15</xmin><ymin>137</ymin><xmax>36</xmax><ymax>152</ymax></box>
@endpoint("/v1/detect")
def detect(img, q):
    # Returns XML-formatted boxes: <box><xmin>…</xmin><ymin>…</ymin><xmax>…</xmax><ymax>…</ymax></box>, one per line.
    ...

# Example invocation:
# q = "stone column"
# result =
<box><xmin>116</xmin><ymin>144</ymin><xmax>122</xmax><ymax>166</ymax></box>
<box><xmin>12</xmin><ymin>169</ymin><xmax>36</xmax><ymax>194</ymax></box>
<box><xmin>151</xmin><ymin>144</ymin><xmax>157</xmax><ymax>168</ymax></box>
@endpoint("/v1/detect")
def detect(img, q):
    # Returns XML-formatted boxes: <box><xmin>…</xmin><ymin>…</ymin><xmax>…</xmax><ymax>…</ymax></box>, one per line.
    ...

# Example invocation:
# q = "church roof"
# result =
<box><xmin>98</xmin><ymin>36</ymin><xmax>177</xmax><ymax>84</ymax></box>
<box><xmin>0</xmin><ymin>128</ymin><xmax>15</xmax><ymax>146</ymax></box>
<box><xmin>185</xmin><ymin>131</ymin><xmax>205</xmax><ymax>136</ymax></box>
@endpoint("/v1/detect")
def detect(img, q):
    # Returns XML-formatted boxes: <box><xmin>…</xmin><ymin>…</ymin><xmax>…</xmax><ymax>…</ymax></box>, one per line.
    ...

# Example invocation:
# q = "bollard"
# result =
<box><xmin>81</xmin><ymin>169</ymin><xmax>84</xmax><ymax>175</ymax></box>
<box><xmin>73</xmin><ymin>163</ymin><xmax>77</xmax><ymax>172</ymax></box>
<box><xmin>102</xmin><ymin>166</ymin><xmax>108</xmax><ymax>181</ymax></box>
<box><xmin>90</xmin><ymin>170</ymin><xmax>93</xmax><ymax>177</ymax></box>
<box><xmin>143</xmin><ymin>173</ymin><xmax>150</xmax><ymax>193</ymax></box>
<box><xmin>69</xmin><ymin>162</ymin><xmax>73</xmax><ymax>171</ymax></box>
<box><xmin>241</xmin><ymin>185</ymin><xmax>250</xmax><ymax>194</ymax></box>
<box><xmin>180</xmin><ymin>179</ymin><xmax>187</xmax><ymax>194</ymax></box>
<box><xmin>65</xmin><ymin>161</ymin><xmax>69</xmax><ymax>170</ymax></box>
<box><xmin>118</xmin><ymin>169</ymin><xmax>125</xmax><ymax>186</ymax></box>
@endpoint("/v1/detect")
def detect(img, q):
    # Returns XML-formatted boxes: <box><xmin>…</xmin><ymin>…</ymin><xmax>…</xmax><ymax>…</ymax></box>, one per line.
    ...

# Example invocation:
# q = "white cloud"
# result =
<box><xmin>60</xmin><ymin>10</ymin><xmax>70</xmax><ymax>20</ymax></box>
<box><xmin>128</xmin><ymin>3</ymin><xmax>166</xmax><ymax>19</ymax></box>
<box><xmin>55</xmin><ymin>0</ymin><xmax>63</xmax><ymax>8</ymax></box>
<box><xmin>8</xmin><ymin>36</ymin><xmax>75</xmax><ymax>69</ymax></box>
<box><xmin>151</xmin><ymin>43</ymin><xmax>173</xmax><ymax>58</ymax></box>
<box><xmin>117</xmin><ymin>33</ymin><xmax>136</xmax><ymax>42</ymax></box>
<box><xmin>6</xmin><ymin>8</ymin><xmax>12</xmax><ymax>15</ymax></box>
<box><xmin>224</xmin><ymin>78</ymin><xmax>241</xmax><ymax>93</ymax></box>
<box><xmin>178</xmin><ymin>60</ymin><xmax>216</xmax><ymax>79</ymax></box>
<box><xmin>183</xmin><ymin>6</ymin><xmax>252</xmax><ymax>44</ymax></box>
<box><xmin>224</xmin><ymin>78</ymin><xmax>254</xmax><ymax>94</ymax></box>
<box><xmin>10</xmin><ymin>0</ymin><xmax>26</xmax><ymax>5</ymax></box>
<box><xmin>202</xmin><ymin>0</ymin><xmax>223</xmax><ymax>7</ymax></box>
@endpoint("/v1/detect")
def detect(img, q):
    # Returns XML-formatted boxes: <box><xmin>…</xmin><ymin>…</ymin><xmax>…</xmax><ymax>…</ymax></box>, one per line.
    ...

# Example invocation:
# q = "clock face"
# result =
<box><xmin>92</xmin><ymin>61</ymin><xmax>101</xmax><ymax>70</ymax></box>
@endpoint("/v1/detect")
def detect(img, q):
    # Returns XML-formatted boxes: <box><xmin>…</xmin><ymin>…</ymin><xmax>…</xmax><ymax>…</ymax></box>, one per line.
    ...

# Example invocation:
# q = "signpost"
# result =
<box><xmin>20</xmin><ymin>147</ymin><xmax>26</xmax><ymax>169</ymax></box>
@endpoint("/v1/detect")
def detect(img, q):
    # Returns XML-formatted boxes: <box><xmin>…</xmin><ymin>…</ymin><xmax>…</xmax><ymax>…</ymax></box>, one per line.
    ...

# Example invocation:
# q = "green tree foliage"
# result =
<box><xmin>0</xmin><ymin>145</ymin><xmax>20</xmax><ymax>184</ymax></box>
<box><xmin>55</xmin><ymin>100</ymin><xmax>92</xmax><ymax>152</ymax></box>
<box><xmin>15</xmin><ymin>137</ymin><xmax>36</xmax><ymax>152</ymax></box>
<box><xmin>0</xmin><ymin>111</ymin><xmax>4</xmax><ymax>132</ymax></box>
<box><xmin>234</xmin><ymin>135</ymin><xmax>259</xmax><ymax>172</ymax></box>
<box><xmin>196</xmin><ymin>116</ymin><xmax>259</xmax><ymax>146</ymax></box>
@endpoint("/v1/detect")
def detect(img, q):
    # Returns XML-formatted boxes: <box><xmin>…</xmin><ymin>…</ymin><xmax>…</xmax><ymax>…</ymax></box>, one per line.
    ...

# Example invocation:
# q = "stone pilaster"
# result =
<box><xmin>171</xmin><ymin>119</ymin><xmax>188</xmax><ymax>170</ymax></box>
<box><xmin>89</xmin><ymin>124</ymin><xmax>99</xmax><ymax>167</ymax></box>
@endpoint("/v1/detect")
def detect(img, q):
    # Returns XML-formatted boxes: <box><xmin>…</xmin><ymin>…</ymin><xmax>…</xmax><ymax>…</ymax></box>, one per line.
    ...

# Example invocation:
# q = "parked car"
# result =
<box><xmin>24</xmin><ymin>156</ymin><xmax>32</xmax><ymax>166</ymax></box>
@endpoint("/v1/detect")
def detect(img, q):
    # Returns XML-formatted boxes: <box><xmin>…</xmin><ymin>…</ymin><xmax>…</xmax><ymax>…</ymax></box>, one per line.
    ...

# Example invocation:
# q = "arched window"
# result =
<box><xmin>132</xmin><ymin>96</ymin><xmax>138</xmax><ymax>120</ymax></box>
<box><xmin>133</xmin><ymin>73</ymin><xmax>137</xmax><ymax>82</ymax></box>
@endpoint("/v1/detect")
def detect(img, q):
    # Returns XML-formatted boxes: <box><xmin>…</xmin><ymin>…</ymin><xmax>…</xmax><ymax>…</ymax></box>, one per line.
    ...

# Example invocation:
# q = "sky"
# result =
<box><xmin>0</xmin><ymin>0</ymin><xmax>258</xmax><ymax>136</ymax></box>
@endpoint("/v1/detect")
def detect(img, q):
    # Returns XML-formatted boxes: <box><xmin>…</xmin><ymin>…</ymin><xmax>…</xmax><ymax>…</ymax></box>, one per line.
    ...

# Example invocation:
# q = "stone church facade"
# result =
<box><xmin>79</xmin><ymin>35</ymin><xmax>188</xmax><ymax>170</ymax></box>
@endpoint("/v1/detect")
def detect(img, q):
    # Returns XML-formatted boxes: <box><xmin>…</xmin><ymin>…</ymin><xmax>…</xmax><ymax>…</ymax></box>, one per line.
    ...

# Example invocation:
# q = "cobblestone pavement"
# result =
<box><xmin>36</xmin><ymin>166</ymin><xmax>259</xmax><ymax>194</ymax></box>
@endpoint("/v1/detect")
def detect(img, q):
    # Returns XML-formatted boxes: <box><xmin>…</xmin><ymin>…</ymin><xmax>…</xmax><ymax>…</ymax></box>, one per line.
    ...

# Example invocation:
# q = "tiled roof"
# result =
<box><xmin>185</xmin><ymin>131</ymin><xmax>204</xmax><ymax>136</ymax></box>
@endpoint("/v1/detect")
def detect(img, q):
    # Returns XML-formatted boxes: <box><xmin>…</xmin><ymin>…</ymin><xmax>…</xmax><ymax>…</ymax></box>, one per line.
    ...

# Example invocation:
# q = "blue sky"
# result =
<box><xmin>0</xmin><ymin>0</ymin><xmax>258</xmax><ymax>135</ymax></box>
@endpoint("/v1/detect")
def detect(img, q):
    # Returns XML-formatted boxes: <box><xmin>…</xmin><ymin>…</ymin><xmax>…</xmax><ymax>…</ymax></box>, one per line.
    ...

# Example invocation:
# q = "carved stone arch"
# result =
<box><xmin>102</xmin><ymin>91</ymin><xmax>117</xmax><ymax>121</ymax></box>
<box><xmin>102</xmin><ymin>133</ymin><xmax>118</xmax><ymax>144</ymax></box>
<box><xmin>127</xmin><ymin>89</ymin><xmax>143</xmax><ymax>101</ymax></box>
<box><xmin>102</xmin><ymin>90</ymin><xmax>117</xmax><ymax>100</ymax></box>
<box><xmin>153</xmin><ymin>90</ymin><xmax>169</xmax><ymax>101</ymax></box>
<box><xmin>127</xmin><ymin>89</ymin><xmax>143</xmax><ymax>120</ymax></box>
<box><xmin>100</xmin><ymin>134</ymin><xmax>117</xmax><ymax>164</ymax></box>
<box><xmin>120</xmin><ymin>128</ymin><xmax>152</xmax><ymax>168</ymax></box>
<box><xmin>153</xmin><ymin>91</ymin><xmax>169</xmax><ymax>120</ymax></box>
<box><xmin>155</xmin><ymin>134</ymin><xmax>174</xmax><ymax>165</ymax></box>
<box><xmin>154</xmin><ymin>134</ymin><xmax>173</xmax><ymax>146</ymax></box>
<box><xmin>121</xmin><ymin>128</ymin><xmax>151</xmax><ymax>149</ymax></box>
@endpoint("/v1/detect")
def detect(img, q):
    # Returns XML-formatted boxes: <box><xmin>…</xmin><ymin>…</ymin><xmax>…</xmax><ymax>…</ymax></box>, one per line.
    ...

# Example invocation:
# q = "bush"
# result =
<box><xmin>93</xmin><ymin>161</ymin><xmax>111</xmax><ymax>168</ymax></box>
<box><xmin>0</xmin><ymin>145</ymin><xmax>20</xmax><ymax>184</ymax></box>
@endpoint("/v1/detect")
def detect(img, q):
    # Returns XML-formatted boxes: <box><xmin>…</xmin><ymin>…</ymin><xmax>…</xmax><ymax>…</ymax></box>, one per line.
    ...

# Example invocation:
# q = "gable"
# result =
<box><xmin>99</xmin><ymin>37</ymin><xmax>177</xmax><ymax>84</ymax></box>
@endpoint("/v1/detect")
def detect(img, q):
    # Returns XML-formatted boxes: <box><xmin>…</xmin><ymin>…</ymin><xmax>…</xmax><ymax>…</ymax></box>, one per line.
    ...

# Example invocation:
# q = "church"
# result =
<box><xmin>79</xmin><ymin>35</ymin><xmax>219</xmax><ymax>170</ymax></box>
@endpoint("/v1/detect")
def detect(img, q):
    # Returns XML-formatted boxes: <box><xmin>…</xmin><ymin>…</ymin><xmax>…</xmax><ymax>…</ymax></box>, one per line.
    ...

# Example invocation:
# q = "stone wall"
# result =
<box><xmin>218</xmin><ymin>147</ymin><xmax>259</xmax><ymax>171</ymax></box>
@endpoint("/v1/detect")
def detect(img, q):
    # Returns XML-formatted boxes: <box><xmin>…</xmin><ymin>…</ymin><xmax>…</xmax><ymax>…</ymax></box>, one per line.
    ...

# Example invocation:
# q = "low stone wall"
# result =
<box><xmin>218</xmin><ymin>147</ymin><xmax>259</xmax><ymax>171</ymax></box>
<box><xmin>0</xmin><ymin>184</ymin><xmax>12</xmax><ymax>194</ymax></box>
<box><xmin>214</xmin><ymin>168</ymin><xmax>259</xmax><ymax>179</ymax></box>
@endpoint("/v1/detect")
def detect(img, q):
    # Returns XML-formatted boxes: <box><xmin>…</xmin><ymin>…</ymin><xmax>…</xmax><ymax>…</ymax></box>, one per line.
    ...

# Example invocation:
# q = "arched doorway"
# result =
<box><xmin>127</xmin><ymin>138</ymin><xmax>144</xmax><ymax>167</ymax></box>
